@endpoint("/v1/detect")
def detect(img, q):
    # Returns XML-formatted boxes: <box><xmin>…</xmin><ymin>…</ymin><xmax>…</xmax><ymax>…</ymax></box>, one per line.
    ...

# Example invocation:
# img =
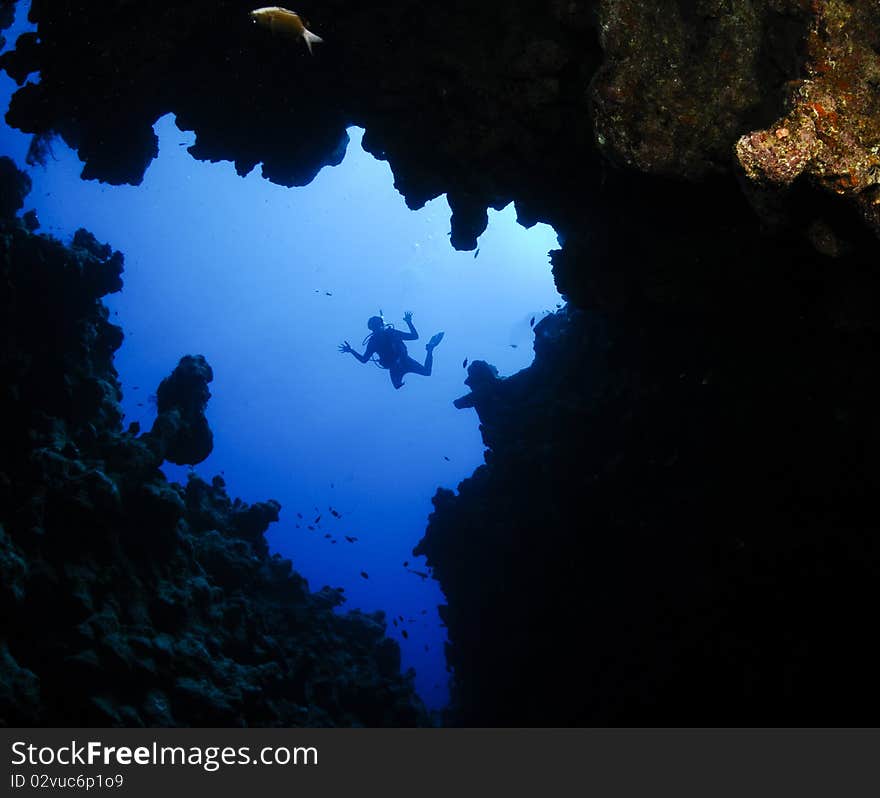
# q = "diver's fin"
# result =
<box><xmin>427</xmin><ymin>332</ymin><xmax>445</xmax><ymax>350</ymax></box>
<box><xmin>302</xmin><ymin>29</ymin><xmax>323</xmax><ymax>54</ymax></box>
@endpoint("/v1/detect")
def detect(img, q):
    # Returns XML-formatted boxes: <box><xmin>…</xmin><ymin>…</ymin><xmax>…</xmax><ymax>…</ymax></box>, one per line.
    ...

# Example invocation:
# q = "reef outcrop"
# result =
<box><xmin>145</xmin><ymin>354</ymin><xmax>215</xmax><ymax>467</ymax></box>
<box><xmin>734</xmin><ymin>1</ymin><xmax>880</xmax><ymax>241</ymax></box>
<box><xmin>0</xmin><ymin>159</ymin><xmax>425</xmax><ymax>727</ymax></box>
<box><xmin>419</xmin><ymin>288</ymin><xmax>880</xmax><ymax>724</ymax></box>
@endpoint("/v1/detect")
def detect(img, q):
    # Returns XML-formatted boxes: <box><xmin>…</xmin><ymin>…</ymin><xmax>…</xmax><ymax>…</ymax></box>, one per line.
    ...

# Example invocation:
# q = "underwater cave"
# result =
<box><xmin>0</xmin><ymin>106</ymin><xmax>562</xmax><ymax>714</ymax></box>
<box><xmin>2</xmin><ymin>0</ymin><xmax>880</xmax><ymax>729</ymax></box>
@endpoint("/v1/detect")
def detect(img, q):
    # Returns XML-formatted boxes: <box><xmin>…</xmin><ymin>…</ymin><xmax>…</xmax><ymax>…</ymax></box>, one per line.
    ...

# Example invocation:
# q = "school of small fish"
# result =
<box><xmin>288</xmin><ymin>492</ymin><xmax>436</xmax><ymax>647</ymax></box>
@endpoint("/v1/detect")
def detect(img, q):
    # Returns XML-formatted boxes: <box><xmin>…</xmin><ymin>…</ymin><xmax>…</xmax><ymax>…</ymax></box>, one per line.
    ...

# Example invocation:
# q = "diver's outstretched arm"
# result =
<box><xmin>339</xmin><ymin>339</ymin><xmax>374</xmax><ymax>364</ymax></box>
<box><xmin>400</xmin><ymin>311</ymin><xmax>419</xmax><ymax>341</ymax></box>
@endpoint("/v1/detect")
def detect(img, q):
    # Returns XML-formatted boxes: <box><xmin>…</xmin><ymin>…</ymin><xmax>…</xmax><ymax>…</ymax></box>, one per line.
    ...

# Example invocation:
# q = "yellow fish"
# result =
<box><xmin>250</xmin><ymin>7</ymin><xmax>324</xmax><ymax>54</ymax></box>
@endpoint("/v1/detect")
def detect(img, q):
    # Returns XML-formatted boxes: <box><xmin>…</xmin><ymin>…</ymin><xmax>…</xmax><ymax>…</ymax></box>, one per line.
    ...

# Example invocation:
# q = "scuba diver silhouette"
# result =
<box><xmin>339</xmin><ymin>312</ymin><xmax>444</xmax><ymax>389</ymax></box>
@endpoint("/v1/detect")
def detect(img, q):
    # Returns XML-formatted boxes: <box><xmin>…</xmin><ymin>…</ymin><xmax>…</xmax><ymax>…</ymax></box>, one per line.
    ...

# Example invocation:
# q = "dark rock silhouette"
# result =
<box><xmin>0</xmin><ymin>154</ymin><xmax>30</xmax><ymax>218</ymax></box>
<box><xmin>0</xmin><ymin>1</ymin><xmax>14</xmax><ymax>50</ymax></box>
<box><xmin>0</xmin><ymin>161</ymin><xmax>425</xmax><ymax>727</ymax></box>
<box><xmin>419</xmin><ymin>300</ymin><xmax>880</xmax><ymax>725</ymax></box>
<box><xmin>145</xmin><ymin>355</ymin><xmax>215</xmax><ymax>467</ymax></box>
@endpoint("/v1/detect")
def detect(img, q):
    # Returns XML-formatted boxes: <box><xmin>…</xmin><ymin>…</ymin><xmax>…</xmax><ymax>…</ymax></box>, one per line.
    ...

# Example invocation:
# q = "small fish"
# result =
<box><xmin>474</xmin><ymin>248</ymin><xmax>480</xmax><ymax>258</ymax></box>
<box><xmin>462</xmin><ymin>357</ymin><xmax>468</xmax><ymax>369</ymax></box>
<box><xmin>331</xmin><ymin>540</ymin><xmax>337</xmax><ymax>544</ymax></box>
<box><xmin>401</xmin><ymin>630</ymin><xmax>409</xmax><ymax>640</ymax></box>
<box><xmin>295</xmin><ymin>524</ymin><xmax>300</xmax><ymax>528</ymax></box>
<box><xmin>307</xmin><ymin>525</ymin><xmax>315</xmax><ymax>531</ymax></box>
<box><xmin>335</xmin><ymin>586</ymin><xmax>345</xmax><ymax>592</ymax></box>
<box><xmin>424</xmin><ymin>645</ymin><xmax>429</xmax><ymax>651</ymax></box>
<box><xmin>360</xmin><ymin>571</ymin><xmax>369</xmax><ymax>579</ymax></box>
<box><xmin>393</xmin><ymin>619</ymin><xmax>398</xmax><ymax>627</ymax></box>
<box><xmin>136</xmin><ymin>402</ymin><xmax>144</xmax><ymax>407</ymax></box>
<box><xmin>409</xmin><ymin>570</ymin><xmax>429</xmax><ymax>579</ymax></box>
<box><xmin>314</xmin><ymin>515</ymin><xmax>322</xmax><ymax>524</ymax></box>
<box><xmin>530</xmin><ymin>316</ymin><xmax>535</xmax><ymax>327</ymax></box>
<box><xmin>330</xmin><ymin>508</ymin><xmax>341</xmax><ymax>518</ymax></box>
<box><xmin>250</xmin><ymin>7</ymin><xmax>324</xmax><ymax>54</ymax></box>
<box><xmin>403</xmin><ymin>561</ymin><xmax>409</xmax><ymax>568</ymax></box>
<box><xmin>297</xmin><ymin>512</ymin><xmax>303</xmax><ymax>519</ymax></box>
<box><xmin>510</xmin><ymin>344</ymin><xmax>518</xmax><ymax>348</ymax></box>
<box><xmin>325</xmin><ymin>291</ymin><xmax>332</xmax><ymax>296</ymax></box>
<box><xmin>324</xmin><ymin>533</ymin><xmax>332</xmax><ymax>539</ymax></box>
<box><xmin>345</xmin><ymin>536</ymin><xmax>358</xmax><ymax>543</ymax></box>
<box><xmin>132</xmin><ymin>386</ymin><xmax>139</xmax><ymax>390</ymax></box>
<box><xmin>443</xmin><ymin>456</ymin><xmax>450</xmax><ymax>461</ymax></box>
<box><xmin>420</xmin><ymin>610</ymin><xmax>427</xmax><ymax>615</ymax></box>
<box><xmin>399</xmin><ymin>615</ymin><xmax>404</xmax><ymax>621</ymax></box>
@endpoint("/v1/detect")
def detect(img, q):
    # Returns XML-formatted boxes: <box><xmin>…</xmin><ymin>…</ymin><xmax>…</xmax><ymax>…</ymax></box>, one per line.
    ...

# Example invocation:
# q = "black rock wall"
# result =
<box><xmin>419</xmin><ymin>282</ymin><xmax>880</xmax><ymax>724</ymax></box>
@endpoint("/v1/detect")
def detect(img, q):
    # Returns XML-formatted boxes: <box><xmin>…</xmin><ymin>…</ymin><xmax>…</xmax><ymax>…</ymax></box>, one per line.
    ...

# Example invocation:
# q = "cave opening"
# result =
<box><xmin>4</xmin><ymin>0</ymin><xmax>880</xmax><ymax>733</ymax></box>
<box><xmin>0</xmin><ymin>5</ymin><xmax>561</xmax><ymax>708</ymax></box>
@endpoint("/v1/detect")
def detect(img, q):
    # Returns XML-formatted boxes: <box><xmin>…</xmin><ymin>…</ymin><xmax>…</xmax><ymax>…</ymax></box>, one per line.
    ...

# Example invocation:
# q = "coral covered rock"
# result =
<box><xmin>592</xmin><ymin>0</ymin><xmax>808</xmax><ymax>178</ymax></box>
<box><xmin>146</xmin><ymin>355</ymin><xmax>215</xmax><ymax>466</ymax></box>
<box><xmin>736</xmin><ymin>0</ymin><xmax>880</xmax><ymax>238</ymax></box>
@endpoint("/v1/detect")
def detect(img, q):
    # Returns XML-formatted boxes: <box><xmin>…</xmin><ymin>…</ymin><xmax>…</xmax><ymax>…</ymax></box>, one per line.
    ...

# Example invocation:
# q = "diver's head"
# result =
<box><xmin>367</xmin><ymin>316</ymin><xmax>385</xmax><ymax>332</ymax></box>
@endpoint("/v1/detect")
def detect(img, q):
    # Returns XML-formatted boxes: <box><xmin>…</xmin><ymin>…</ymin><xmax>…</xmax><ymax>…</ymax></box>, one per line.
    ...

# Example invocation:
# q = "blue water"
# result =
<box><xmin>0</xmin><ymin>4</ymin><xmax>561</xmax><ymax>710</ymax></box>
